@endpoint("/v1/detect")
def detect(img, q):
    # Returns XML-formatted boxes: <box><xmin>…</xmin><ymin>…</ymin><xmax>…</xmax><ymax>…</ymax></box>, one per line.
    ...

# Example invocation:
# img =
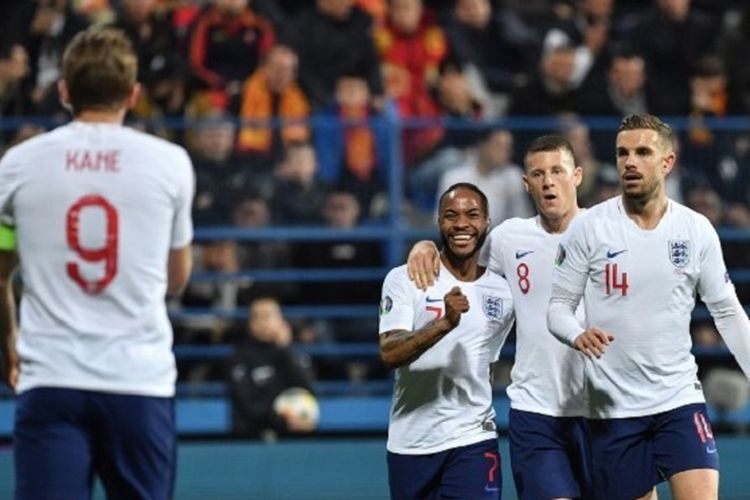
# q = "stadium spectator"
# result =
<box><xmin>548</xmin><ymin>113</ymin><xmax>750</xmax><ymax>499</ymax></box>
<box><xmin>408</xmin><ymin>58</ymin><xmax>486</xmax><ymax>209</ymax></box>
<box><xmin>14</xmin><ymin>0</ymin><xmax>89</xmax><ymax>115</ymax></box>
<box><xmin>294</xmin><ymin>189</ymin><xmax>383</xmax><ymax>340</ymax></box>
<box><xmin>436</xmin><ymin>129</ymin><xmax>531</xmax><ymax>226</ymax></box>
<box><xmin>188</xmin><ymin>0</ymin><xmax>275</xmax><ymax>108</ymax></box>
<box><xmin>540</xmin><ymin>0</ymin><xmax>614</xmax><ymax>91</ymax></box>
<box><xmin>440</xmin><ymin>0</ymin><xmax>539</xmax><ymax>115</ymax></box>
<box><xmin>282</xmin><ymin>0</ymin><xmax>384</xmax><ymax>110</ymax></box>
<box><xmin>0</xmin><ymin>27</ymin><xmax>193</xmax><ymax>499</ymax></box>
<box><xmin>315</xmin><ymin>74</ymin><xmax>388</xmax><ymax>212</ymax></box>
<box><xmin>227</xmin><ymin>296</ymin><xmax>316</xmax><ymax>438</ymax></box>
<box><xmin>623</xmin><ymin>0</ymin><xmax>718</xmax><ymax>116</ymax></box>
<box><xmin>272</xmin><ymin>142</ymin><xmax>330</xmax><ymax>225</ymax></box>
<box><xmin>379</xmin><ymin>183</ymin><xmax>514</xmax><ymax>499</ymax></box>
<box><xmin>576</xmin><ymin>50</ymin><xmax>650</xmax><ymax>117</ymax></box>
<box><xmin>0</xmin><ymin>43</ymin><xmax>32</xmax><ymax>149</ymax></box>
<box><xmin>185</xmin><ymin>92</ymin><xmax>254</xmax><ymax>226</ymax></box>
<box><xmin>175</xmin><ymin>239</ymin><xmax>246</xmax><ymax>379</ymax></box>
<box><xmin>509</xmin><ymin>43</ymin><xmax>580</xmax><ymax>116</ymax></box>
<box><xmin>113</xmin><ymin>0</ymin><xmax>184</xmax><ymax>98</ymax></box>
<box><xmin>236</xmin><ymin>44</ymin><xmax>310</xmax><ymax>172</ymax></box>
<box><xmin>559</xmin><ymin>117</ymin><xmax>614</xmax><ymax>207</ymax></box>
<box><xmin>721</xmin><ymin>4</ymin><xmax>750</xmax><ymax>114</ymax></box>
<box><xmin>685</xmin><ymin>183</ymin><xmax>726</xmax><ymax>228</ymax></box>
<box><xmin>374</xmin><ymin>0</ymin><xmax>446</xmax><ymax>167</ymax></box>
<box><xmin>230</xmin><ymin>191</ymin><xmax>298</xmax><ymax>304</ymax></box>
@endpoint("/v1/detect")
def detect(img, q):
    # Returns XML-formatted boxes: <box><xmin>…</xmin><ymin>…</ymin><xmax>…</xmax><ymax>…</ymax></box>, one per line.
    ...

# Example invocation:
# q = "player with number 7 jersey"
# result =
<box><xmin>0</xmin><ymin>27</ymin><xmax>194</xmax><ymax>500</ymax></box>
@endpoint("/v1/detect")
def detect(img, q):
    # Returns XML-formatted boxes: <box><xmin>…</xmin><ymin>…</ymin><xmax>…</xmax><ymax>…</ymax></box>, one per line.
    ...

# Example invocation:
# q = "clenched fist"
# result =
<box><xmin>444</xmin><ymin>286</ymin><xmax>469</xmax><ymax>329</ymax></box>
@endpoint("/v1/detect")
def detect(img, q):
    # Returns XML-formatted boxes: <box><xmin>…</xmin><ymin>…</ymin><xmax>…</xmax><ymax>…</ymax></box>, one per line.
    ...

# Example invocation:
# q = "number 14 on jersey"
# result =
<box><xmin>605</xmin><ymin>263</ymin><xmax>628</xmax><ymax>296</ymax></box>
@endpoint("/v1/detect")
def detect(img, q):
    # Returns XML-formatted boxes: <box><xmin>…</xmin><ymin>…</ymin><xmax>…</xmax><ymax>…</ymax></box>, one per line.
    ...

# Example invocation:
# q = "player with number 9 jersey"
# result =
<box><xmin>0</xmin><ymin>120</ymin><xmax>193</xmax><ymax>396</ymax></box>
<box><xmin>0</xmin><ymin>26</ymin><xmax>194</xmax><ymax>500</ymax></box>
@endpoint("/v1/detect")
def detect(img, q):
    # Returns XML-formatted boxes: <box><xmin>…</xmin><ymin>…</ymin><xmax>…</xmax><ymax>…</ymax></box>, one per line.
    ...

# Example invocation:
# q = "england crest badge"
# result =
<box><xmin>668</xmin><ymin>240</ymin><xmax>691</xmax><ymax>268</ymax></box>
<box><xmin>483</xmin><ymin>295</ymin><xmax>504</xmax><ymax>321</ymax></box>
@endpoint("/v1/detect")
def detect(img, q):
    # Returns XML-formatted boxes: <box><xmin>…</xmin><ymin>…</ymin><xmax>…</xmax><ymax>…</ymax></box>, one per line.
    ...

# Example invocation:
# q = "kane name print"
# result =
<box><xmin>66</xmin><ymin>150</ymin><xmax>121</xmax><ymax>172</ymax></box>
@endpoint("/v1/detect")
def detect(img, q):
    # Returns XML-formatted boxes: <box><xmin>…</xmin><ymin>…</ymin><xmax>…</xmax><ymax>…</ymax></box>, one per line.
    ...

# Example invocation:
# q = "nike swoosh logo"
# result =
<box><xmin>706</xmin><ymin>445</ymin><xmax>717</xmax><ymax>454</ymax></box>
<box><xmin>484</xmin><ymin>485</ymin><xmax>500</xmax><ymax>492</ymax></box>
<box><xmin>606</xmin><ymin>249</ymin><xmax>627</xmax><ymax>259</ymax></box>
<box><xmin>425</xmin><ymin>296</ymin><xmax>442</xmax><ymax>303</ymax></box>
<box><xmin>515</xmin><ymin>250</ymin><xmax>534</xmax><ymax>259</ymax></box>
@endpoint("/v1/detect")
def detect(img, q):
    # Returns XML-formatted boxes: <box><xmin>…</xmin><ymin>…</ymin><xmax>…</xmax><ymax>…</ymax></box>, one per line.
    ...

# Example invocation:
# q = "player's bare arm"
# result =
<box><xmin>573</xmin><ymin>327</ymin><xmax>615</xmax><ymax>359</ymax></box>
<box><xmin>380</xmin><ymin>287</ymin><xmax>468</xmax><ymax>368</ymax></box>
<box><xmin>406</xmin><ymin>240</ymin><xmax>440</xmax><ymax>290</ymax></box>
<box><xmin>0</xmin><ymin>250</ymin><xmax>19</xmax><ymax>389</ymax></box>
<box><xmin>167</xmin><ymin>246</ymin><xmax>193</xmax><ymax>296</ymax></box>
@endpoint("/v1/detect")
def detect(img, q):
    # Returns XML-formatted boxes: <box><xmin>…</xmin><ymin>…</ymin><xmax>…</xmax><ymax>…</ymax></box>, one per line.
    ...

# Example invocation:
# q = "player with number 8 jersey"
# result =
<box><xmin>0</xmin><ymin>27</ymin><xmax>193</xmax><ymax>500</ymax></box>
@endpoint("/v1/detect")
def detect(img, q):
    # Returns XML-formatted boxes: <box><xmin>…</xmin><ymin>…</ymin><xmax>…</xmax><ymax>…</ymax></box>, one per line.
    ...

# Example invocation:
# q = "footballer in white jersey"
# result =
<box><xmin>410</xmin><ymin>135</ymin><xmax>595</xmax><ymax>500</ymax></box>
<box><xmin>0</xmin><ymin>27</ymin><xmax>194</xmax><ymax>500</ymax></box>
<box><xmin>481</xmin><ymin>216</ymin><xmax>586</xmax><ymax>417</ymax></box>
<box><xmin>0</xmin><ymin>121</ymin><xmax>193</xmax><ymax>398</ymax></box>
<box><xmin>552</xmin><ymin>196</ymin><xmax>733</xmax><ymax>417</ymax></box>
<box><xmin>380</xmin><ymin>262</ymin><xmax>513</xmax><ymax>454</ymax></box>
<box><xmin>549</xmin><ymin>114</ymin><xmax>750</xmax><ymax>500</ymax></box>
<box><xmin>380</xmin><ymin>183</ymin><xmax>513</xmax><ymax>499</ymax></box>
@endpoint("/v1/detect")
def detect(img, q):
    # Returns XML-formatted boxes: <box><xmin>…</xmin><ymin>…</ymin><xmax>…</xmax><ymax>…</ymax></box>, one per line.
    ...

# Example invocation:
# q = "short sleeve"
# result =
<box><xmin>697</xmin><ymin>217</ymin><xmax>734</xmax><ymax>304</ymax></box>
<box><xmin>379</xmin><ymin>268</ymin><xmax>417</xmax><ymax>335</ymax></box>
<box><xmin>552</xmin><ymin>213</ymin><xmax>590</xmax><ymax>296</ymax></box>
<box><xmin>170</xmin><ymin>147</ymin><xmax>195</xmax><ymax>249</ymax></box>
<box><xmin>486</xmin><ymin>224</ymin><xmax>506</xmax><ymax>275</ymax></box>
<box><xmin>0</xmin><ymin>146</ymin><xmax>23</xmax><ymax>223</ymax></box>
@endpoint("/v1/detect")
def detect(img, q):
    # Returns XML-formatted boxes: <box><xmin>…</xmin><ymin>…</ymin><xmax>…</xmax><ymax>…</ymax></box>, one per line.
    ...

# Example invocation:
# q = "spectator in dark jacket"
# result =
<box><xmin>282</xmin><ymin>0</ymin><xmax>384</xmax><ymax>110</ymax></box>
<box><xmin>228</xmin><ymin>297</ymin><xmax>316</xmax><ymax>438</ymax></box>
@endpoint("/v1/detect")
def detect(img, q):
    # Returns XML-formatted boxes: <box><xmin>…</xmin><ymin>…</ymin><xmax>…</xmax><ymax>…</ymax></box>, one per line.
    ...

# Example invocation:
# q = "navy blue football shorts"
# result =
<box><xmin>14</xmin><ymin>387</ymin><xmax>176</xmax><ymax>500</ymax></box>
<box><xmin>508</xmin><ymin>409</ymin><xmax>592</xmax><ymax>500</ymax></box>
<box><xmin>387</xmin><ymin>438</ymin><xmax>501</xmax><ymax>500</ymax></box>
<box><xmin>587</xmin><ymin>403</ymin><xmax>719</xmax><ymax>500</ymax></box>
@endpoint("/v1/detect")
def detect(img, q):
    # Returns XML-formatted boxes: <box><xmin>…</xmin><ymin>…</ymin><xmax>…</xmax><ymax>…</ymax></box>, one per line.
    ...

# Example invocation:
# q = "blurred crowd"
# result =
<box><xmin>2</xmin><ymin>0</ymin><xmax>750</xmax><ymax>396</ymax></box>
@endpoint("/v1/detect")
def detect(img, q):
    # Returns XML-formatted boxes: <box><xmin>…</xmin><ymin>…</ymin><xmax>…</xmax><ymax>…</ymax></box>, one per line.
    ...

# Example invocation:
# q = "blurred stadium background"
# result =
<box><xmin>2</xmin><ymin>0</ymin><xmax>750</xmax><ymax>498</ymax></box>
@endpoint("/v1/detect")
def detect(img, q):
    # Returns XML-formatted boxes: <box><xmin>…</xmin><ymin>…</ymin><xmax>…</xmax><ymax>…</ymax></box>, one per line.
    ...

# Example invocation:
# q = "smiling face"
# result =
<box><xmin>438</xmin><ymin>186</ymin><xmax>489</xmax><ymax>261</ymax></box>
<box><xmin>615</xmin><ymin>128</ymin><xmax>674</xmax><ymax>203</ymax></box>
<box><xmin>524</xmin><ymin>146</ymin><xmax>581</xmax><ymax>222</ymax></box>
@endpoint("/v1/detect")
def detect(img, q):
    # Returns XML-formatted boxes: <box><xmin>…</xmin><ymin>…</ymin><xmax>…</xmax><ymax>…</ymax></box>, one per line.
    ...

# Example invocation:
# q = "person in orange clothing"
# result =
<box><xmin>236</xmin><ymin>44</ymin><xmax>310</xmax><ymax>171</ymax></box>
<box><xmin>374</xmin><ymin>0</ymin><xmax>447</xmax><ymax>166</ymax></box>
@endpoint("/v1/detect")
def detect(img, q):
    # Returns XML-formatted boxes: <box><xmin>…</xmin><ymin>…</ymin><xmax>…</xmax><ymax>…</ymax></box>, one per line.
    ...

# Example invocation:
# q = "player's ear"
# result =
<box><xmin>57</xmin><ymin>80</ymin><xmax>72</xmax><ymax>113</ymax></box>
<box><xmin>125</xmin><ymin>83</ymin><xmax>142</xmax><ymax>110</ymax></box>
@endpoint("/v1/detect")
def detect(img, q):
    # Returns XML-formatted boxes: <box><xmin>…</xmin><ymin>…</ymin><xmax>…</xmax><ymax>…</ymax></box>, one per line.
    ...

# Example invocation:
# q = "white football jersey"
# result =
<box><xmin>480</xmin><ymin>216</ymin><xmax>587</xmax><ymax>417</ymax></box>
<box><xmin>0</xmin><ymin>122</ymin><xmax>194</xmax><ymax>397</ymax></box>
<box><xmin>553</xmin><ymin>196</ymin><xmax>734</xmax><ymax>418</ymax></box>
<box><xmin>379</xmin><ymin>262</ymin><xmax>514</xmax><ymax>455</ymax></box>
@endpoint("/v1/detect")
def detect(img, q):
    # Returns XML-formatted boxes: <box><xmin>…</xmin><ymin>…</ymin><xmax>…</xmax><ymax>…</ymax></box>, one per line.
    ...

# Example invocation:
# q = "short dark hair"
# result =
<box><xmin>438</xmin><ymin>182</ymin><xmax>489</xmax><ymax>217</ymax></box>
<box><xmin>618</xmin><ymin>114</ymin><xmax>674</xmax><ymax>149</ymax></box>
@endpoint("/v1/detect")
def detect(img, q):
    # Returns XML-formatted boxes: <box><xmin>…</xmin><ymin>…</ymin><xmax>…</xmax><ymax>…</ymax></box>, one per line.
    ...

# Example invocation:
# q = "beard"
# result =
<box><xmin>623</xmin><ymin>175</ymin><xmax>661</xmax><ymax>204</ymax></box>
<box><xmin>439</xmin><ymin>227</ymin><xmax>489</xmax><ymax>262</ymax></box>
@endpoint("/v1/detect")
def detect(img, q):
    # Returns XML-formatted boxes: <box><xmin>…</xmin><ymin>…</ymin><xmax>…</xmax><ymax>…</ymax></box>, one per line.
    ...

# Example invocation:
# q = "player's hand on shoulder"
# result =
<box><xmin>407</xmin><ymin>240</ymin><xmax>440</xmax><ymax>290</ymax></box>
<box><xmin>573</xmin><ymin>327</ymin><xmax>615</xmax><ymax>359</ymax></box>
<box><xmin>443</xmin><ymin>286</ymin><xmax>469</xmax><ymax>329</ymax></box>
